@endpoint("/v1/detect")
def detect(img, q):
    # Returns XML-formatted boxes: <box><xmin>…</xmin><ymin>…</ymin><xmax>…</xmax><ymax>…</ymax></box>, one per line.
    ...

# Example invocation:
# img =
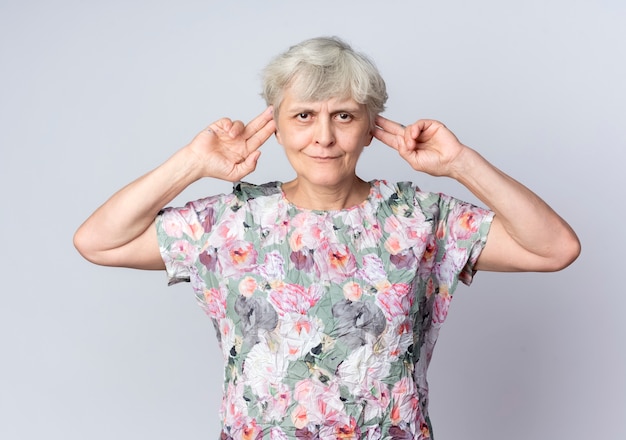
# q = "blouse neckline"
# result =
<box><xmin>276</xmin><ymin>180</ymin><xmax>379</xmax><ymax>215</ymax></box>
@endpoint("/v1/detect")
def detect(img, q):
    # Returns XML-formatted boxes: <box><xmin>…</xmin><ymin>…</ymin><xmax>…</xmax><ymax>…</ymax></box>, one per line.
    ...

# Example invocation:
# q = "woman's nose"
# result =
<box><xmin>314</xmin><ymin>118</ymin><xmax>335</xmax><ymax>147</ymax></box>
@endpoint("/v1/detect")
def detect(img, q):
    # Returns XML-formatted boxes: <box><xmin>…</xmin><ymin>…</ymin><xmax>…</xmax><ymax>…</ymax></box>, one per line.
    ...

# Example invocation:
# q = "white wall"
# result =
<box><xmin>1</xmin><ymin>1</ymin><xmax>624</xmax><ymax>439</ymax></box>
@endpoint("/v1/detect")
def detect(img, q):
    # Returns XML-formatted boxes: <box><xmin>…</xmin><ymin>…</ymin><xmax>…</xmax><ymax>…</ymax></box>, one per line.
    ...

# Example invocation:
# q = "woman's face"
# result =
<box><xmin>275</xmin><ymin>88</ymin><xmax>373</xmax><ymax>188</ymax></box>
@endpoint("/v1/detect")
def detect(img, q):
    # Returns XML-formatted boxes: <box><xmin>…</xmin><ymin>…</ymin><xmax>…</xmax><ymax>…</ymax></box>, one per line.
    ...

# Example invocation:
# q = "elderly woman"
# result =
<box><xmin>74</xmin><ymin>37</ymin><xmax>579</xmax><ymax>439</ymax></box>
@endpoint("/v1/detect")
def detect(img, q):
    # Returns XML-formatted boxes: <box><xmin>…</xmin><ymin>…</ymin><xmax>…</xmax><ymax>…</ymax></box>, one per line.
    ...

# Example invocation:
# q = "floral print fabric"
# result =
<box><xmin>156</xmin><ymin>180</ymin><xmax>493</xmax><ymax>439</ymax></box>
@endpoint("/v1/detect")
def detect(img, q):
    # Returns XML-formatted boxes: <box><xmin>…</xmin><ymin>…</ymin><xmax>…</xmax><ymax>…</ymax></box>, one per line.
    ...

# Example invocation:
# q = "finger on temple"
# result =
<box><xmin>244</xmin><ymin>107</ymin><xmax>274</xmax><ymax>139</ymax></box>
<box><xmin>373</xmin><ymin>126</ymin><xmax>399</xmax><ymax>151</ymax></box>
<box><xmin>375</xmin><ymin>115</ymin><xmax>404</xmax><ymax>135</ymax></box>
<box><xmin>246</xmin><ymin>118</ymin><xmax>276</xmax><ymax>150</ymax></box>
<box><xmin>374</xmin><ymin>115</ymin><xmax>391</xmax><ymax>130</ymax></box>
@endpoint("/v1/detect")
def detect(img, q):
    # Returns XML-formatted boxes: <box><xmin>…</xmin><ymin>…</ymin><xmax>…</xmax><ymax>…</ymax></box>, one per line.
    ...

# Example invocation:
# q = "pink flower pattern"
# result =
<box><xmin>157</xmin><ymin>181</ymin><xmax>493</xmax><ymax>439</ymax></box>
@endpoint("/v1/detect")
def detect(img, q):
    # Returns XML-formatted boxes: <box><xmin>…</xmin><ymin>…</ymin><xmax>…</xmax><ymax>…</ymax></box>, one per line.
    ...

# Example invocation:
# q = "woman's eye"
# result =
<box><xmin>336</xmin><ymin>113</ymin><xmax>352</xmax><ymax>121</ymax></box>
<box><xmin>297</xmin><ymin>113</ymin><xmax>310</xmax><ymax>120</ymax></box>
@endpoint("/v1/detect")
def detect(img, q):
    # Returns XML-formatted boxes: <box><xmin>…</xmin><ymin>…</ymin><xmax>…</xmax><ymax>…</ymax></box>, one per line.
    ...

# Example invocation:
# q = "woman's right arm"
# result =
<box><xmin>73</xmin><ymin>107</ymin><xmax>276</xmax><ymax>269</ymax></box>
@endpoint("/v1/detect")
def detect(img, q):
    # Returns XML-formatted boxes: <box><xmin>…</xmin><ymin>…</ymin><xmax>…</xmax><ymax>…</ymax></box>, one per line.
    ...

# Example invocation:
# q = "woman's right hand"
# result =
<box><xmin>187</xmin><ymin>106</ymin><xmax>276</xmax><ymax>182</ymax></box>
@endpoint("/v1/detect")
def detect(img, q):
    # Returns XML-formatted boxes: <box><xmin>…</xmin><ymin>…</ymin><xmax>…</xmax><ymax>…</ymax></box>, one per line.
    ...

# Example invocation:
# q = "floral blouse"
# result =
<box><xmin>156</xmin><ymin>180</ymin><xmax>493</xmax><ymax>440</ymax></box>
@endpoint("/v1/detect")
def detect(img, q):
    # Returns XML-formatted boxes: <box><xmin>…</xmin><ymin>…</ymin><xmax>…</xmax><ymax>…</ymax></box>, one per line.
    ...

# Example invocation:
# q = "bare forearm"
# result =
<box><xmin>452</xmin><ymin>147</ymin><xmax>580</xmax><ymax>271</ymax></box>
<box><xmin>74</xmin><ymin>147</ymin><xmax>202</xmax><ymax>263</ymax></box>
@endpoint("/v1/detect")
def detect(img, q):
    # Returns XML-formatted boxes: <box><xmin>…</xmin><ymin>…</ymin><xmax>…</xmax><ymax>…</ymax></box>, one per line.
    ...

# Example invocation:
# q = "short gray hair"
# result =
<box><xmin>261</xmin><ymin>36</ymin><xmax>387</xmax><ymax>123</ymax></box>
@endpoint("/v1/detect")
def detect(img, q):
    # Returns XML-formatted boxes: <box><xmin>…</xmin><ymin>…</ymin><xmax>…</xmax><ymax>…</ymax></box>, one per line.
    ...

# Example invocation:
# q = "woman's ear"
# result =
<box><xmin>275</xmin><ymin>128</ymin><xmax>282</xmax><ymax>144</ymax></box>
<box><xmin>363</xmin><ymin>127</ymin><xmax>374</xmax><ymax>147</ymax></box>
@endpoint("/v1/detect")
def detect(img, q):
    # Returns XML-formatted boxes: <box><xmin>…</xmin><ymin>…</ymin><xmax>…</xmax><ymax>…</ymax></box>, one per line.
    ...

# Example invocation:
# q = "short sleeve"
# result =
<box><xmin>155</xmin><ymin>194</ymin><xmax>228</xmax><ymax>286</ymax></box>
<box><xmin>433</xmin><ymin>192</ymin><xmax>494</xmax><ymax>286</ymax></box>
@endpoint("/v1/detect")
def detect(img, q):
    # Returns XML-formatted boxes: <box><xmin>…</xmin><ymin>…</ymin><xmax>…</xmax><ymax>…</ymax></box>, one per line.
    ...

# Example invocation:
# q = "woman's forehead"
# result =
<box><xmin>280</xmin><ymin>89</ymin><xmax>365</xmax><ymax>112</ymax></box>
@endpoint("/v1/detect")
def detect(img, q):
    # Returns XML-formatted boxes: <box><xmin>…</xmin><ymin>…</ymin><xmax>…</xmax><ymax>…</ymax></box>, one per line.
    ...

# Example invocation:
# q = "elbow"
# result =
<box><xmin>563</xmin><ymin>234</ymin><xmax>582</xmax><ymax>269</ymax></box>
<box><xmin>73</xmin><ymin>227</ymin><xmax>91</xmax><ymax>261</ymax></box>
<box><xmin>73</xmin><ymin>226</ymin><xmax>103</xmax><ymax>265</ymax></box>
<box><xmin>545</xmin><ymin>233</ymin><xmax>581</xmax><ymax>272</ymax></box>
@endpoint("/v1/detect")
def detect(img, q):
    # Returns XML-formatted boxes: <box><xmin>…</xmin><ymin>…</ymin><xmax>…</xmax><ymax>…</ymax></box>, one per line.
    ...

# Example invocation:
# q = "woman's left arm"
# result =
<box><xmin>373</xmin><ymin>116</ymin><xmax>581</xmax><ymax>272</ymax></box>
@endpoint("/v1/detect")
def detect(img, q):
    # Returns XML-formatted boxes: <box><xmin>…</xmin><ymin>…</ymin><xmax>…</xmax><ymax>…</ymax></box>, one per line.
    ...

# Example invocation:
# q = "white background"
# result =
<box><xmin>1</xmin><ymin>1</ymin><xmax>624</xmax><ymax>439</ymax></box>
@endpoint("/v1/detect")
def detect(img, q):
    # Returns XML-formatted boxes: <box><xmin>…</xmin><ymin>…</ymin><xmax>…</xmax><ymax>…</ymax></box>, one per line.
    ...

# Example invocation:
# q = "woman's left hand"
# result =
<box><xmin>373</xmin><ymin>115</ymin><xmax>468</xmax><ymax>178</ymax></box>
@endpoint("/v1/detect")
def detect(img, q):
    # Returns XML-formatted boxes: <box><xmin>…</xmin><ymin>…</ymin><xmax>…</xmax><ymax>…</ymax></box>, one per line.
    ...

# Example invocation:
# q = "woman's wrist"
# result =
<box><xmin>448</xmin><ymin>145</ymin><xmax>486</xmax><ymax>183</ymax></box>
<box><xmin>169</xmin><ymin>145</ymin><xmax>209</xmax><ymax>183</ymax></box>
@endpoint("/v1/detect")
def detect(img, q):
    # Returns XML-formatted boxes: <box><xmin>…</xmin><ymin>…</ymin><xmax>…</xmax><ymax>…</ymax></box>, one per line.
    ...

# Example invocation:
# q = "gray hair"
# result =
<box><xmin>261</xmin><ymin>36</ymin><xmax>387</xmax><ymax>123</ymax></box>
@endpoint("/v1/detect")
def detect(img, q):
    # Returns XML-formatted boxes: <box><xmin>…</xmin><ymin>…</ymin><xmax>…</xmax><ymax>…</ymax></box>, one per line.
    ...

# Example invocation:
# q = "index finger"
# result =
<box><xmin>244</xmin><ymin>107</ymin><xmax>276</xmax><ymax>150</ymax></box>
<box><xmin>243</xmin><ymin>107</ymin><xmax>274</xmax><ymax>140</ymax></box>
<box><xmin>375</xmin><ymin>115</ymin><xmax>405</xmax><ymax>135</ymax></box>
<box><xmin>374</xmin><ymin>115</ymin><xmax>406</xmax><ymax>150</ymax></box>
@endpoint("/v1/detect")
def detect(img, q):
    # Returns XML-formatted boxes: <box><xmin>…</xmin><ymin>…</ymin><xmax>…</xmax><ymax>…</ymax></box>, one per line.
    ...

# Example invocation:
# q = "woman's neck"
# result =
<box><xmin>281</xmin><ymin>176</ymin><xmax>370</xmax><ymax>211</ymax></box>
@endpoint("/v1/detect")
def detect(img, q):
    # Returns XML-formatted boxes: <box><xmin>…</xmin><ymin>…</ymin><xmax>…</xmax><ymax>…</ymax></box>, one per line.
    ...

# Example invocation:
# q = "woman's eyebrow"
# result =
<box><xmin>332</xmin><ymin>107</ymin><xmax>362</xmax><ymax>114</ymax></box>
<box><xmin>284</xmin><ymin>105</ymin><xmax>316</xmax><ymax>114</ymax></box>
<box><xmin>285</xmin><ymin>106</ymin><xmax>364</xmax><ymax>114</ymax></box>
<box><xmin>283</xmin><ymin>101</ymin><xmax>364</xmax><ymax>115</ymax></box>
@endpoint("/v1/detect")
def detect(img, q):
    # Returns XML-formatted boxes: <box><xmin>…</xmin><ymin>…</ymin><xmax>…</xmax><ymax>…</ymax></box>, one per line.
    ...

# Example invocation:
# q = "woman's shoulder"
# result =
<box><xmin>373</xmin><ymin>179</ymin><xmax>444</xmax><ymax>198</ymax></box>
<box><xmin>372</xmin><ymin>179</ymin><xmax>453</xmax><ymax>219</ymax></box>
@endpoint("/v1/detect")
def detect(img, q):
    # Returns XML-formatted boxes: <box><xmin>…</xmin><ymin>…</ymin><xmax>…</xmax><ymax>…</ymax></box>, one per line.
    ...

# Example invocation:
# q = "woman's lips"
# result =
<box><xmin>309</xmin><ymin>155</ymin><xmax>339</xmax><ymax>160</ymax></box>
